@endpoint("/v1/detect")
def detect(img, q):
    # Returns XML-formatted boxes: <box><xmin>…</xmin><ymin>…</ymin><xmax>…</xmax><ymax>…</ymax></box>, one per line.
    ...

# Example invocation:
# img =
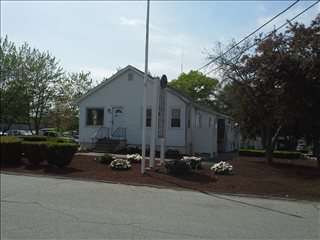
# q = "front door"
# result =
<box><xmin>111</xmin><ymin>107</ymin><xmax>124</xmax><ymax>134</ymax></box>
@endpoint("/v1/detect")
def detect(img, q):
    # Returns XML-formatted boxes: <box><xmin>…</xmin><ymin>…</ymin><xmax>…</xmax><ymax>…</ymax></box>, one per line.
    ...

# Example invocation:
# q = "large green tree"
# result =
<box><xmin>169</xmin><ymin>70</ymin><xmax>219</xmax><ymax>107</ymax></box>
<box><xmin>208</xmin><ymin>15</ymin><xmax>320</xmax><ymax>165</ymax></box>
<box><xmin>0</xmin><ymin>36</ymin><xmax>30</xmax><ymax>132</ymax></box>
<box><xmin>46</xmin><ymin>71</ymin><xmax>93</xmax><ymax>131</ymax></box>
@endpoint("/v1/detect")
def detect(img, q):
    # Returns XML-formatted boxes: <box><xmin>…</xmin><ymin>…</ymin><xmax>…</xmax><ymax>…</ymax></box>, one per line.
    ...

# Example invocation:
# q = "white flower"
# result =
<box><xmin>210</xmin><ymin>161</ymin><xmax>233</xmax><ymax>174</ymax></box>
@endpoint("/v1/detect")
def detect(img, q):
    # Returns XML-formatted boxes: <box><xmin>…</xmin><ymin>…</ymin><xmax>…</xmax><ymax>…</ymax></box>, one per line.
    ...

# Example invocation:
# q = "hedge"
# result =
<box><xmin>21</xmin><ymin>136</ymin><xmax>47</xmax><ymax>142</ymax></box>
<box><xmin>239</xmin><ymin>149</ymin><xmax>301</xmax><ymax>159</ymax></box>
<box><xmin>0</xmin><ymin>136</ymin><xmax>22</xmax><ymax>165</ymax></box>
<box><xmin>22</xmin><ymin>141</ymin><xmax>48</xmax><ymax>165</ymax></box>
<box><xmin>46</xmin><ymin>142</ymin><xmax>78</xmax><ymax>168</ymax></box>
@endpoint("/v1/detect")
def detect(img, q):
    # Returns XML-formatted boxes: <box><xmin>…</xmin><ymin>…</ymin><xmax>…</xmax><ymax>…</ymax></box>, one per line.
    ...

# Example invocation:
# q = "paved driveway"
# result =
<box><xmin>1</xmin><ymin>173</ymin><xmax>319</xmax><ymax>239</ymax></box>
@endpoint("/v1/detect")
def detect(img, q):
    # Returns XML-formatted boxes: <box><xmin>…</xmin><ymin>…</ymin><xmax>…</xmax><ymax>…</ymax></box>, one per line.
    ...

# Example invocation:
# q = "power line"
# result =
<box><xmin>197</xmin><ymin>0</ymin><xmax>300</xmax><ymax>72</ymax></box>
<box><xmin>204</xmin><ymin>0</ymin><xmax>320</xmax><ymax>76</ymax></box>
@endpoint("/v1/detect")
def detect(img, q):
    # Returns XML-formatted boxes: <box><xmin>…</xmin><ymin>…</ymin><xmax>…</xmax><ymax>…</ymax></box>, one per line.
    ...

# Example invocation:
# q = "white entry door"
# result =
<box><xmin>112</xmin><ymin>107</ymin><xmax>124</xmax><ymax>133</ymax></box>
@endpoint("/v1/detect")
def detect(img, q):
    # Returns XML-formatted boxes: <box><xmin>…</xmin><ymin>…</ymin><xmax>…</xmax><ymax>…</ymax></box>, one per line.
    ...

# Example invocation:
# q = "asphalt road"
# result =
<box><xmin>1</xmin><ymin>173</ymin><xmax>319</xmax><ymax>239</ymax></box>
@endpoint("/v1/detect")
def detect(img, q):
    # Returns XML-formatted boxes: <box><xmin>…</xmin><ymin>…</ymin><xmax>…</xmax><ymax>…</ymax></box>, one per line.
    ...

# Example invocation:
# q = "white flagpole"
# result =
<box><xmin>141</xmin><ymin>0</ymin><xmax>150</xmax><ymax>174</ymax></box>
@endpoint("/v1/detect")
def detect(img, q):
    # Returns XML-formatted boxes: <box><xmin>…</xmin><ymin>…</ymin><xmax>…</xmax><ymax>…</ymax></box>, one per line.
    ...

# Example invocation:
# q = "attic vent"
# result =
<box><xmin>128</xmin><ymin>72</ymin><xmax>133</xmax><ymax>81</ymax></box>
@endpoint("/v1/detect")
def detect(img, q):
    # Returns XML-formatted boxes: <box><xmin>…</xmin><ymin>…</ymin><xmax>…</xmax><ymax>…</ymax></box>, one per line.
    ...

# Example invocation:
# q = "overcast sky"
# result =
<box><xmin>1</xmin><ymin>1</ymin><xmax>319</xmax><ymax>82</ymax></box>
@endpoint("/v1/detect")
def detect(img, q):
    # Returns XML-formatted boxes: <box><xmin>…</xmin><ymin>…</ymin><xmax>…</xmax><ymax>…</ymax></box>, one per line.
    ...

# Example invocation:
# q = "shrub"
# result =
<box><xmin>21</xmin><ymin>136</ymin><xmax>47</xmax><ymax>142</ymax></box>
<box><xmin>0</xmin><ymin>136</ymin><xmax>22</xmax><ymax>165</ymax></box>
<box><xmin>46</xmin><ymin>143</ymin><xmax>78</xmax><ymax>168</ymax></box>
<box><xmin>165</xmin><ymin>159</ymin><xmax>191</xmax><ymax>175</ymax></box>
<box><xmin>181</xmin><ymin>156</ymin><xmax>202</xmax><ymax>170</ymax></box>
<box><xmin>239</xmin><ymin>149</ymin><xmax>301</xmax><ymax>159</ymax></box>
<box><xmin>273</xmin><ymin>151</ymin><xmax>301</xmax><ymax>159</ymax></box>
<box><xmin>165</xmin><ymin>149</ymin><xmax>181</xmax><ymax>159</ymax></box>
<box><xmin>22</xmin><ymin>142</ymin><xmax>47</xmax><ymax>166</ymax></box>
<box><xmin>110</xmin><ymin>159</ymin><xmax>131</xmax><ymax>170</ymax></box>
<box><xmin>126</xmin><ymin>153</ymin><xmax>142</xmax><ymax>163</ymax></box>
<box><xmin>211</xmin><ymin>161</ymin><xmax>233</xmax><ymax>175</ymax></box>
<box><xmin>98</xmin><ymin>153</ymin><xmax>114</xmax><ymax>164</ymax></box>
<box><xmin>239</xmin><ymin>149</ymin><xmax>265</xmax><ymax>157</ymax></box>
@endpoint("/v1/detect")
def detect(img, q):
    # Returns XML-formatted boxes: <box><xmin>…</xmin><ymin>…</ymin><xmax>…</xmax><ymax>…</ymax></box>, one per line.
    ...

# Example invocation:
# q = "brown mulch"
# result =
<box><xmin>1</xmin><ymin>156</ymin><xmax>320</xmax><ymax>201</ymax></box>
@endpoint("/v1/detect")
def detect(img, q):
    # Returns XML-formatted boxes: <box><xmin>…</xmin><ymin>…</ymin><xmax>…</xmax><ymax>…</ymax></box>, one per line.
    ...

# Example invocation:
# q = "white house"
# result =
<box><xmin>77</xmin><ymin>65</ymin><xmax>239</xmax><ymax>157</ymax></box>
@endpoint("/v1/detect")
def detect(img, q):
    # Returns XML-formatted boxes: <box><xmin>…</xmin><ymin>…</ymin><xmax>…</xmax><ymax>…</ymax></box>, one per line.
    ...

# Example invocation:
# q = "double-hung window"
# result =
<box><xmin>86</xmin><ymin>108</ymin><xmax>104</xmax><ymax>126</ymax></box>
<box><xmin>171</xmin><ymin>109</ymin><xmax>181</xmax><ymax>128</ymax></box>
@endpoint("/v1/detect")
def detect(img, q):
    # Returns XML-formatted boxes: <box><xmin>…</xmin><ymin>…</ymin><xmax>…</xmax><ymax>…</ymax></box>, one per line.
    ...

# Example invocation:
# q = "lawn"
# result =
<box><xmin>1</xmin><ymin>154</ymin><xmax>319</xmax><ymax>201</ymax></box>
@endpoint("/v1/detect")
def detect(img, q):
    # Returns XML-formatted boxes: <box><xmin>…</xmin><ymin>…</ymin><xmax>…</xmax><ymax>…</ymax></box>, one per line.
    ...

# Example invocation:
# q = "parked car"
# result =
<box><xmin>6</xmin><ymin>129</ymin><xmax>32</xmax><ymax>136</ymax></box>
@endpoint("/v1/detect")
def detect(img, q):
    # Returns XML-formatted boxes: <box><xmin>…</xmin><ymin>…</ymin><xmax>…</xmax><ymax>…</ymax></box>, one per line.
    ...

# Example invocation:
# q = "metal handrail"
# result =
<box><xmin>91</xmin><ymin>127</ymin><xmax>110</xmax><ymax>142</ymax></box>
<box><xmin>111</xmin><ymin>127</ymin><xmax>126</xmax><ymax>140</ymax></box>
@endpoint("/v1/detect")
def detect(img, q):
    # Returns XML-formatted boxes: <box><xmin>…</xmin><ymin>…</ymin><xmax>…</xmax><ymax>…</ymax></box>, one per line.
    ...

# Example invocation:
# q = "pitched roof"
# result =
<box><xmin>76</xmin><ymin>65</ymin><xmax>156</xmax><ymax>104</ymax></box>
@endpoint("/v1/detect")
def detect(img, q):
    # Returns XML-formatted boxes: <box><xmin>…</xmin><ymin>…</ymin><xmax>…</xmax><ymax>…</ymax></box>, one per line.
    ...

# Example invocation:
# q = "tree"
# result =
<box><xmin>0</xmin><ymin>36</ymin><xmax>30</xmax><ymax>132</ymax></box>
<box><xmin>21</xmin><ymin>44</ymin><xmax>64</xmax><ymax>134</ymax></box>
<box><xmin>169</xmin><ymin>70</ymin><xmax>219</xmax><ymax>107</ymax></box>
<box><xmin>207</xmin><ymin>15</ymin><xmax>320</xmax><ymax>165</ymax></box>
<box><xmin>47</xmin><ymin>71</ymin><xmax>93</xmax><ymax>131</ymax></box>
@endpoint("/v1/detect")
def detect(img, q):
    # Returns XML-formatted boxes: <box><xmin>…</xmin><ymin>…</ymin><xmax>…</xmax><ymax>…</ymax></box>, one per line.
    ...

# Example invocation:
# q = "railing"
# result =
<box><xmin>91</xmin><ymin>127</ymin><xmax>110</xmax><ymax>143</ymax></box>
<box><xmin>111</xmin><ymin>127</ymin><xmax>126</xmax><ymax>140</ymax></box>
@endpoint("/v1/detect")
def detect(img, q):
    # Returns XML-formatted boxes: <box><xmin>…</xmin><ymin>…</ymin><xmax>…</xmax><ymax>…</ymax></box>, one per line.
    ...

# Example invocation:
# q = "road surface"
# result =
<box><xmin>1</xmin><ymin>173</ymin><xmax>319</xmax><ymax>239</ymax></box>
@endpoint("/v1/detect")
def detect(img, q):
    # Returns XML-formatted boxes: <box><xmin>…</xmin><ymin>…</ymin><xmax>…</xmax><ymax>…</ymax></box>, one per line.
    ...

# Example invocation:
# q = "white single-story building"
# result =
<box><xmin>76</xmin><ymin>65</ymin><xmax>239</xmax><ymax>157</ymax></box>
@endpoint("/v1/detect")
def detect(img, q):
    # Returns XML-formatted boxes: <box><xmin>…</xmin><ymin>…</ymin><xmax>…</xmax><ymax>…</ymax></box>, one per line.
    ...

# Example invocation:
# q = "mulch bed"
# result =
<box><xmin>1</xmin><ymin>155</ymin><xmax>320</xmax><ymax>201</ymax></box>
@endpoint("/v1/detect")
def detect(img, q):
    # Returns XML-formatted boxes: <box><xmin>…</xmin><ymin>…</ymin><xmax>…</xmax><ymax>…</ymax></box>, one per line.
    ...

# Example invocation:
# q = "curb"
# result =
<box><xmin>1</xmin><ymin>171</ymin><xmax>319</xmax><ymax>204</ymax></box>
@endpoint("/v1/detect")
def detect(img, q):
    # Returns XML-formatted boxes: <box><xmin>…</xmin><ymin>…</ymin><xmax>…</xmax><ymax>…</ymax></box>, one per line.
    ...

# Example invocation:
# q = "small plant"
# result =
<box><xmin>110</xmin><ymin>159</ymin><xmax>131</xmax><ymax>170</ymax></box>
<box><xmin>181</xmin><ymin>156</ymin><xmax>202</xmax><ymax>170</ymax></box>
<box><xmin>46</xmin><ymin>142</ymin><xmax>78</xmax><ymax>168</ymax></box>
<box><xmin>126</xmin><ymin>153</ymin><xmax>142</xmax><ymax>163</ymax></box>
<box><xmin>211</xmin><ymin>161</ymin><xmax>233</xmax><ymax>175</ymax></box>
<box><xmin>98</xmin><ymin>153</ymin><xmax>114</xmax><ymax>164</ymax></box>
<box><xmin>165</xmin><ymin>149</ymin><xmax>181</xmax><ymax>159</ymax></box>
<box><xmin>165</xmin><ymin>159</ymin><xmax>191</xmax><ymax>175</ymax></box>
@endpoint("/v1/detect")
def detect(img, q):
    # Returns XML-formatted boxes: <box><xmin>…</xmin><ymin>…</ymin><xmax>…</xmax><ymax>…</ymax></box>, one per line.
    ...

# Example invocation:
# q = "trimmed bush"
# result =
<box><xmin>165</xmin><ymin>149</ymin><xmax>181</xmax><ymax>159</ymax></box>
<box><xmin>126</xmin><ymin>154</ymin><xmax>142</xmax><ymax>163</ymax></box>
<box><xmin>46</xmin><ymin>143</ymin><xmax>78</xmax><ymax>168</ymax></box>
<box><xmin>21</xmin><ymin>136</ymin><xmax>47</xmax><ymax>142</ymax></box>
<box><xmin>110</xmin><ymin>159</ymin><xmax>131</xmax><ymax>170</ymax></box>
<box><xmin>0</xmin><ymin>136</ymin><xmax>22</xmax><ymax>165</ymax></box>
<box><xmin>98</xmin><ymin>153</ymin><xmax>114</xmax><ymax>165</ymax></box>
<box><xmin>239</xmin><ymin>149</ymin><xmax>301</xmax><ymax>159</ymax></box>
<box><xmin>239</xmin><ymin>149</ymin><xmax>265</xmax><ymax>157</ymax></box>
<box><xmin>165</xmin><ymin>159</ymin><xmax>191</xmax><ymax>175</ymax></box>
<box><xmin>22</xmin><ymin>142</ymin><xmax>47</xmax><ymax>166</ymax></box>
<box><xmin>211</xmin><ymin>161</ymin><xmax>233</xmax><ymax>175</ymax></box>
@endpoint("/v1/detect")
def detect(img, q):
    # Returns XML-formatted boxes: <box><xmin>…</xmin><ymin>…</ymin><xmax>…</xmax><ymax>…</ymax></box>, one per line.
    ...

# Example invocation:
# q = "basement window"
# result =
<box><xmin>86</xmin><ymin>108</ymin><xmax>104</xmax><ymax>126</ymax></box>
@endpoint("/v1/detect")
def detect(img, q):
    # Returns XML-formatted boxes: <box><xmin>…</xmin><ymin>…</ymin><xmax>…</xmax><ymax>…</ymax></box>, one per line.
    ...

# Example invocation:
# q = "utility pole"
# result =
<box><xmin>141</xmin><ymin>0</ymin><xmax>150</xmax><ymax>174</ymax></box>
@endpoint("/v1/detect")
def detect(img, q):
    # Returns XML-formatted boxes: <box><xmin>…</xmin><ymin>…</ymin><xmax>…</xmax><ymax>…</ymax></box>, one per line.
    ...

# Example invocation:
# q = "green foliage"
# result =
<box><xmin>208</xmin><ymin>15</ymin><xmax>320</xmax><ymax>163</ymax></box>
<box><xmin>21</xmin><ymin>136</ymin><xmax>48</xmax><ymax>142</ymax></box>
<box><xmin>169</xmin><ymin>70</ymin><xmax>219</xmax><ymax>106</ymax></box>
<box><xmin>165</xmin><ymin>149</ymin><xmax>181</xmax><ymax>159</ymax></box>
<box><xmin>0</xmin><ymin>136</ymin><xmax>22</xmax><ymax>165</ymax></box>
<box><xmin>165</xmin><ymin>159</ymin><xmax>191</xmax><ymax>175</ymax></box>
<box><xmin>98</xmin><ymin>153</ymin><xmax>114</xmax><ymax>164</ymax></box>
<box><xmin>239</xmin><ymin>149</ymin><xmax>301</xmax><ymax>159</ymax></box>
<box><xmin>22</xmin><ymin>142</ymin><xmax>47</xmax><ymax>165</ymax></box>
<box><xmin>46</xmin><ymin>142</ymin><xmax>78</xmax><ymax>168</ymax></box>
<box><xmin>1</xmin><ymin>36</ymin><xmax>94</xmax><ymax>133</ymax></box>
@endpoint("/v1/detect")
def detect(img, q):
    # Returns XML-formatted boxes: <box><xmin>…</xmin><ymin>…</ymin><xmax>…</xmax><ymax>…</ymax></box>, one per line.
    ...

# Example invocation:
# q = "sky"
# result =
<box><xmin>1</xmin><ymin>1</ymin><xmax>319</xmax><ymax>82</ymax></box>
